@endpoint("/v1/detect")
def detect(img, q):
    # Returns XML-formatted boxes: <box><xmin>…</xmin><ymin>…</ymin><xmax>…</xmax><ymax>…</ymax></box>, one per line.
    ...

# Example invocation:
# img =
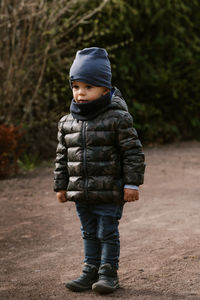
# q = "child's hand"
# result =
<box><xmin>56</xmin><ymin>190</ymin><xmax>67</xmax><ymax>203</ymax></box>
<box><xmin>124</xmin><ymin>188</ymin><xmax>139</xmax><ymax>202</ymax></box>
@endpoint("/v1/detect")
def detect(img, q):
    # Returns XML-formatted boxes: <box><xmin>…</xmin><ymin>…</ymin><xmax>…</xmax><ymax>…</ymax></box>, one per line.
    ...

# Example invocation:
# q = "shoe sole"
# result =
<box><xmin>65</xmin><ymin>282</ymin><xmax>92</xmax><ymax>292</ymax></box>
<box><xmin>92</xmin><ymin>282</ymin><xmax>119</xmax><ymax>294</ymax></box>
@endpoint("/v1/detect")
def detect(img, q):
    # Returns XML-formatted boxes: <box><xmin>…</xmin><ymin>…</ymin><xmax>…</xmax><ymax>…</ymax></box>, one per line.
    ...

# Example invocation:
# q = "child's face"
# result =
<box><xmin>72</xmin><ymin>81</ymin><xmax>110</xmax><ymax>103</ymax></box>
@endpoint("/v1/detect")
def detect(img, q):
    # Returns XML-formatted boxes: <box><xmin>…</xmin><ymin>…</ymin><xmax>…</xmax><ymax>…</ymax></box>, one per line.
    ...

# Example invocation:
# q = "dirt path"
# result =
<box><xmin>0</xmin><ymin>142</ymin><xmax>200</xmax><ymax>300</ymax></box>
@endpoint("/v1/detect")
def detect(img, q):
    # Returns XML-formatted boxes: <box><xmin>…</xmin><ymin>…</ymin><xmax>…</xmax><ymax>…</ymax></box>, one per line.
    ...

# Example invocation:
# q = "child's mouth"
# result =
<box><xmin>78</xmin><ymin>100</ymin><xmax>88</xmax><ymax>103</ymax></box>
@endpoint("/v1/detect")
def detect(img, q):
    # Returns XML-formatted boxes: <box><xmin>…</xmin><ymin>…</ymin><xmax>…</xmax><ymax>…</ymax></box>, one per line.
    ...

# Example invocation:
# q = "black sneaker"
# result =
<box><xmin>92</xmin><ymin>263</ymin><xmax>119</xmax><ymax>294</ymax></box>
<box><xmin>65</xmin><ymin>263</ymin><xmax>98</xmax><ymax>292</ymax></box>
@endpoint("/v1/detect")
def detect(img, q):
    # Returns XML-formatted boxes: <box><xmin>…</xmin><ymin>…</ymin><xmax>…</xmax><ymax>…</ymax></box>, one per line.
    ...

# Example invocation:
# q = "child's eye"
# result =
<box><xmin>72</xmin><ymin>85</ymin><xmax>79</xmax><ymax>89</ymax></box>
<box><xmin>86</xmin><ymin>85</ymin><xmax>93</xmax><ymax>89</ymax></box>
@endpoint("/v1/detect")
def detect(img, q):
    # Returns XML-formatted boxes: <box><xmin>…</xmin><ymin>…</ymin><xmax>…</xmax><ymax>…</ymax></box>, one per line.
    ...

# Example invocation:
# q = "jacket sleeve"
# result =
<box><xmin>116</xmin><ymin>112</ymin><xmax>145</xmax><ymax>186</ymax></box>
<box><xmin>54</xmin><ymin>120</ymin><xmax>69</xmax><ymax>192</ymax></box>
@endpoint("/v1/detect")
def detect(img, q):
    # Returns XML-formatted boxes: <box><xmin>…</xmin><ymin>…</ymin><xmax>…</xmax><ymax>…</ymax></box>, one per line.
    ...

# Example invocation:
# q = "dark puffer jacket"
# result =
<box><xmin>54</xmin><ymin>88</ymin><xmax>145</xmax><ymax>204</ymax></box>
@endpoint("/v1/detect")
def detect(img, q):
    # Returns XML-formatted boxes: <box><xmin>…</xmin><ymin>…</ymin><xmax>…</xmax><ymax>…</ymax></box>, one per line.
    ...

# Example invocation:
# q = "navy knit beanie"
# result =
<box><xmin>69</xmin><ymin>47</ymin><xmax>112</xmax><ymax>89</ymax></box>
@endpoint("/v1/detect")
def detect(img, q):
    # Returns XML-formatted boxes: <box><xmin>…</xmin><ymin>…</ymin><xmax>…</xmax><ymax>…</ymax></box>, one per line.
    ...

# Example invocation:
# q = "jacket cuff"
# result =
<box><xmin>124</xmin><ymin>184</ymin><xmax>139</xmax><ymax>190</ymax></box>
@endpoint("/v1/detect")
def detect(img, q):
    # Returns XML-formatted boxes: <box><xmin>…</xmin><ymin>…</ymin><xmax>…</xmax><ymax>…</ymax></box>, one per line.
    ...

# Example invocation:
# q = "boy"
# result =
<box><xmin>54</xmin><ymin>47</ymin><xmax>145</xmax><ymax>294</ymax></box>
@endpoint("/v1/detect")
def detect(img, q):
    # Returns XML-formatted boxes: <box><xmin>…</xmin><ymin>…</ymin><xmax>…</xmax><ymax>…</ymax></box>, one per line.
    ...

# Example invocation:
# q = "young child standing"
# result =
<box><xmin>54</xmin><ymin>47</ymin><xmax>145</xmax><ymax>294</ymax></box>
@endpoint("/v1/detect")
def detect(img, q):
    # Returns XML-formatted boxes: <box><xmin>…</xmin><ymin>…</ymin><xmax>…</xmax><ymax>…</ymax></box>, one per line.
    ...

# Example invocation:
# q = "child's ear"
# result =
<box><xmin>102</xmin><ymin>88</ymin><xmax>110</xmax><ymax>95</ymax></box>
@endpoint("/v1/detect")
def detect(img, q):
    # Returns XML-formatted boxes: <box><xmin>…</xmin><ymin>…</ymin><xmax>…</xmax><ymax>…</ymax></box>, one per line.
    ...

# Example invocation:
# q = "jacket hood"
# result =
<box><xmin>109</xmin><ymin>87</ymin><xmax>129</xmax><ymax>112</ymax></box>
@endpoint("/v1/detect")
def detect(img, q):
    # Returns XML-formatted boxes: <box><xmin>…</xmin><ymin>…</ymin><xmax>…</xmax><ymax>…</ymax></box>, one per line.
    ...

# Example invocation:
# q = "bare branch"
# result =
<box><xmin>0</xmin><ymin>0</ymin><xmax>110</xmax><ymax>123</ymax></box>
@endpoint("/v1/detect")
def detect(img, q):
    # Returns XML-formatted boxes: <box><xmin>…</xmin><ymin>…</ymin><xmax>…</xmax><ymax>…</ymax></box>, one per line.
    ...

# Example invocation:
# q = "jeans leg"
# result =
<box><xmin>94</xmin><ymin>204</ymin><xmax>124</xmax><ymax>269</ymax></box>
<box><xmin>75</xmin><ymin>203</ymin><xmax>101</xmax><ymax>267</ymax></box>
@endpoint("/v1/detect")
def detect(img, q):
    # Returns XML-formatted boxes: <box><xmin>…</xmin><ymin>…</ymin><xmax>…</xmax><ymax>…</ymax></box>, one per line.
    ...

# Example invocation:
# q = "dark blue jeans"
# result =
<box><xmin>75</xmin><ymin>202</ymin><xmax>124</xmax><ymax>270</ymax></box>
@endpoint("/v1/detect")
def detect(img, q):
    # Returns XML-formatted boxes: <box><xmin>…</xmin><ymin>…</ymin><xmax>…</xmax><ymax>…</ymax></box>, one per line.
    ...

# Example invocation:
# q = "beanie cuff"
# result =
<box><xmin>70</xmin><ymin>76</ymin><xmax>111</xmax><ymax>89</ymax></box>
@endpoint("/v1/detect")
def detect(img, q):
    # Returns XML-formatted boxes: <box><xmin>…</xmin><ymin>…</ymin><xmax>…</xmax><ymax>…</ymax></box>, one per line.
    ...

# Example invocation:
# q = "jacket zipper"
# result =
<box><xmin>82</xmin><ymin>121</ymin><xmax>88</xmax><ymax>201</ymax></box>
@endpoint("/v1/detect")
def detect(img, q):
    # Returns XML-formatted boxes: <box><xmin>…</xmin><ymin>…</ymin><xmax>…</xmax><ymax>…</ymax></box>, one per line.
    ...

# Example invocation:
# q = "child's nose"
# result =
<box><xmin>78</xmin><ymin>88</ymin><xmax>86</xmax><ymax>96</ymax></box>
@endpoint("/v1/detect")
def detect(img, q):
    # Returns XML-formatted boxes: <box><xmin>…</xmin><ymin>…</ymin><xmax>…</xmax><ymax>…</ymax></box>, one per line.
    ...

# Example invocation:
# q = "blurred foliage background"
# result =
<box><xmin>0</xmin><ymin>0</ymin><xmax>200</xmax><ymax>176</ymax></box>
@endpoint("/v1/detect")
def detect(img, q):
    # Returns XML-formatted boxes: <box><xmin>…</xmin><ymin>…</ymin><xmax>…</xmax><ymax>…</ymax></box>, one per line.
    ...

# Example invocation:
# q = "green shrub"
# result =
<box><xmin>87</xmin><ymin>0</ymin><xmax>200</xmax><ymax>143</ymax></box>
